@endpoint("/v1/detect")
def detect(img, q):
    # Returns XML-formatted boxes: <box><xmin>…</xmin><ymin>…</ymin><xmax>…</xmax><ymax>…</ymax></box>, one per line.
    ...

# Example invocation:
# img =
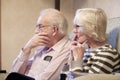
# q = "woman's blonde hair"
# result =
<box><xmin>73</xmin><ymin>8</ymin><xmax>107</xmax><ymax>42</ymax></box>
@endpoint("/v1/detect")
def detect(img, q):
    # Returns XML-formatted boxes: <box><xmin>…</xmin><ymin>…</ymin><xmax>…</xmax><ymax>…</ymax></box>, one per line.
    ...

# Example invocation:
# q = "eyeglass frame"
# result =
<box><xmin>74</xmin><ymin>24</ymin><xmax>84</xmax><ymax>28</ymax></box>
<box><xmin>36</xmin><ymin>24</ymin><xmax>53</xmax><ymax>30</ymax></box>
<box><xmin>73</xmin><ymin>24</ymin><xmax>85</xmax><ymax>33</ymax></box>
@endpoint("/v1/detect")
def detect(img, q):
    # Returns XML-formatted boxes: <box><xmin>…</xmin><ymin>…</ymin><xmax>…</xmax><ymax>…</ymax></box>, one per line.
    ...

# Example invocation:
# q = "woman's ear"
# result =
<box><xmin>52</xmin><ymin>26</ymin><xmax>58</xmax><ymax>36</ymax></box>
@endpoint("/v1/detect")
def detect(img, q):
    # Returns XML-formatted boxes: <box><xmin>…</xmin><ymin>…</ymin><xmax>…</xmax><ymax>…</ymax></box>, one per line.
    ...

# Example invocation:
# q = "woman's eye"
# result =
<box><xmin>76</xmin><ymin>25</ymin><xmax>80</xmax><ymax>27</ymax></box>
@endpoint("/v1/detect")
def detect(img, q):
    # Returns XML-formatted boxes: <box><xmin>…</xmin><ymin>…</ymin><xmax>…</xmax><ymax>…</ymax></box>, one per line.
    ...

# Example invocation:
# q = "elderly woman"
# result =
<box><xmin>70</xmin><ymin>8</ymin><xmax>120</xmax><ymax>74</ymax></box>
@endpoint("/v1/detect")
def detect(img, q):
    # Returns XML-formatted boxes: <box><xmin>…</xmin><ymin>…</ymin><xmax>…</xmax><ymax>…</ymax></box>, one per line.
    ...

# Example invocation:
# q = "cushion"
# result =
<box><xmin>107</xmin><ymin>17</ymin><xmax>120</xmax><ymax>49</ymax></box>
<box><xmin>75</xmin><ymin>74</ymin><xmax>120</xmax><ymax>80</ymax></box>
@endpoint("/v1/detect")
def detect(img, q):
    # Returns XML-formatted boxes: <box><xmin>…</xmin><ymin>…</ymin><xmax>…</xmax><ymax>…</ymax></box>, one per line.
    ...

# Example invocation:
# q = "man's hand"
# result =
<box><xmin>23</xmin><ymin>33</ymin><xmax>54</xmax><ymax>54</ymax></box>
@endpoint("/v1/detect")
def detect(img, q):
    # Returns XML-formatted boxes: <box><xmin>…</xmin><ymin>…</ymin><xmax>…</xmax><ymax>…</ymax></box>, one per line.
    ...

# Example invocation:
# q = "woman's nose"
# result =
<box><xmin>73</xmin><ymin>28</ymin><xmax>80</xmax><ymax>34</ymax></box>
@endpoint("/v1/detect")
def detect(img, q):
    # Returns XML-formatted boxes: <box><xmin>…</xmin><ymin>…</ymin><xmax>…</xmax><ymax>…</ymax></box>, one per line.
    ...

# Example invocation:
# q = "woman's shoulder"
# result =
<box><xmin>96</xmin><ymin>44</ymin><xmax>119</xmax><ymax>56</ymax></box>
<box><xmin>98</xmin><ymin>44</ymin><xmax>117</xmax><ymax>52</ymax></box>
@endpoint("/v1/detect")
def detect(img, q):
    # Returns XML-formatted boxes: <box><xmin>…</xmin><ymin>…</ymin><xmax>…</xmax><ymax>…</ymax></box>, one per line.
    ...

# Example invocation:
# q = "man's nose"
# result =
<box><xmin>34</xmin><ymin>28</ymin><xmax>40</xmax><ymax>34</ymax></box>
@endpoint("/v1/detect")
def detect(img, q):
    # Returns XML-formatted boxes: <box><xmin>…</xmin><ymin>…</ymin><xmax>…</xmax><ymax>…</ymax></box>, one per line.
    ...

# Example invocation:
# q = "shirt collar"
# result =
<box><xmin>51</xmin><ymin>36</ymin><xmax>70</xmax><ymax>53</ymax></box>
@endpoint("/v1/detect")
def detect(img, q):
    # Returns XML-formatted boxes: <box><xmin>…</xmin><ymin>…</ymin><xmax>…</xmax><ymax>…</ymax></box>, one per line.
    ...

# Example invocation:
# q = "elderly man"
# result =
<box><xmin>10</xmin><ymin>8</ymin><xmax>71</xmax><ymax>80</ymax></box>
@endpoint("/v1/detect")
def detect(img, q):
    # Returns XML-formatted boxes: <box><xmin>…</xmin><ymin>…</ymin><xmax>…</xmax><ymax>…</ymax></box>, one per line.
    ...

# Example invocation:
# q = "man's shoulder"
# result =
<box><xmin>64</xmin><ymin>38</ymin><xmax>72</xmax><ymax>48</ymax></box>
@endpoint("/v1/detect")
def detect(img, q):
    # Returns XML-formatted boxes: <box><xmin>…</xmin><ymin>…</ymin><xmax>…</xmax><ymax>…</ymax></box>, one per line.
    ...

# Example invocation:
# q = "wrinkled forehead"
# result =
<box><xmin>37</xmin><ymin>13</ymin><xmax>51</xmax><ymax>25</ymax></box>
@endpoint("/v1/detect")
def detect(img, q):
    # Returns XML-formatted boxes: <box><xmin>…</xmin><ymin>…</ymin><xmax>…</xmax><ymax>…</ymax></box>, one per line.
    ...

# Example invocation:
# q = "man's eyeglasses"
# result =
<box><xmin>36</xmin><ymin>24</ymin><xmax>51</xmax><ymax>30</ymax></box>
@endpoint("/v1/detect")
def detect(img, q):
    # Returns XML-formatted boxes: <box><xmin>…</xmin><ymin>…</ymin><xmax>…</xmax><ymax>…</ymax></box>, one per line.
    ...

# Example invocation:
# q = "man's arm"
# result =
<box><xmin>10</xmin><ymin>49</ymin><xmax>31</xmax><ymax>74</ymax></box>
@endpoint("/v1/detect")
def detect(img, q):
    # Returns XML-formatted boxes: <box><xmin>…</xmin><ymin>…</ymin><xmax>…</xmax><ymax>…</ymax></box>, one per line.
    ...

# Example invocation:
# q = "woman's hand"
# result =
<box><xmin>71</xmin><ymin>41</ymin><xmax>85</xmax><ymax>61</ymax></box>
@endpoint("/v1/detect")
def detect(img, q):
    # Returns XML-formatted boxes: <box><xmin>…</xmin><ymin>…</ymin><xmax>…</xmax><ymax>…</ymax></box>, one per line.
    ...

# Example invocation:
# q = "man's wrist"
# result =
<box><xmin>22</xmin><ymin>47</ymin><xmax>31</xmax><ymax>54</ymax></box>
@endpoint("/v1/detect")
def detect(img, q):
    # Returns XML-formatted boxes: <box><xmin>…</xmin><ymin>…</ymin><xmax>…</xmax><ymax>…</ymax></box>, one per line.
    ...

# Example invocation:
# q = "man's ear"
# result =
<box><xmin>52</xmin><ymin>26</ymin><xmax>58</xmax><ymax>36</ymax></box>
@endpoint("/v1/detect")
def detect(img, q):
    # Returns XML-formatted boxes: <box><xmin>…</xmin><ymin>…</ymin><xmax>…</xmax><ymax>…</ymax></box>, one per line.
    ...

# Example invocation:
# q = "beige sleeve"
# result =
<box><xmin>69</xmin><ymin>61</ymin><xmax>83</xmax><ymax>72</ymax></box>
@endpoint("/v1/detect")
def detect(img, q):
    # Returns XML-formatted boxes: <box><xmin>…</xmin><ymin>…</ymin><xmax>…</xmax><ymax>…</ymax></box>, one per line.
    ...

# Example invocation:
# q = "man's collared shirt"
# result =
<box><xmin>11</xmin><ymin>36</ymin><xmax>71</xmax><ymax>80</ymax></box>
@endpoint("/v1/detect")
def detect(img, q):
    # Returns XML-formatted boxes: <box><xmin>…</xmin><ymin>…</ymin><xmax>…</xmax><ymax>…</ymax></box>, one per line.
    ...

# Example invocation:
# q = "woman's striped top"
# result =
<box><xmin>71</xmin><ymin>44</ymin><xmax>120</xmax><ymax>73</ymax></box>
